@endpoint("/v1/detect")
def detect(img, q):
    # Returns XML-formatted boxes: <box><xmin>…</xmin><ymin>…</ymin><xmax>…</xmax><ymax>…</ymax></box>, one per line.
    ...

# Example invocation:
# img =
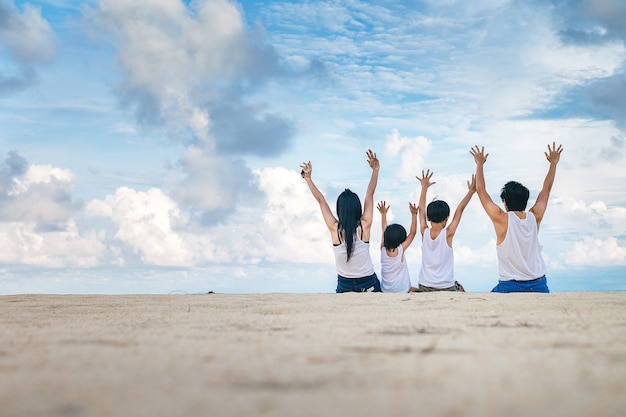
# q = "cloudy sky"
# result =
<box><xmin>1</xmin><ymin>0</ymin><xmax>625</xmax><ymax>294</ymax></box>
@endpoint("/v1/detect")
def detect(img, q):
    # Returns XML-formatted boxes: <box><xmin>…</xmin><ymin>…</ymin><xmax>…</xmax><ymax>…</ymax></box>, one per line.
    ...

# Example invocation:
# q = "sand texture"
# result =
<box><xmin>1</xmin><ymin>292</ymin><xmax>625</xmax><ymax>417</ymax></box>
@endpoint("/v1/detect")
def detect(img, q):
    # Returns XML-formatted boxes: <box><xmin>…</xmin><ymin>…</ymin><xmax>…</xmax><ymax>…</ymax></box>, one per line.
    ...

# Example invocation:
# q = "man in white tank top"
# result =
<box><xmin>470</xmin><ymin>143</ymin><xmax>564</xmax><ymax>293</ymax></box>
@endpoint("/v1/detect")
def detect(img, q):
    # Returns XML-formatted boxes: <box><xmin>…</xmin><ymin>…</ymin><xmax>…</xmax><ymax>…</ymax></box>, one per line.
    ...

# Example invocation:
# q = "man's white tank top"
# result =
<box><xmin>418</xmin><ymin>228</ymin><xmax>455</xmax><ymax>288</ymax></box>
<box><xmin>380</xmin><ymin>245</ymin><xmax>411</xmax><ymax>293</ymax></box>
<box><xmin>496</xmin><ymin>211</ymin><xmax>546</xmax><ymax>281</ymax></box>
<box><xmin>333</xmin><ymin>233</ymin><xmax>375</xmax><ymax>278</ymax></box>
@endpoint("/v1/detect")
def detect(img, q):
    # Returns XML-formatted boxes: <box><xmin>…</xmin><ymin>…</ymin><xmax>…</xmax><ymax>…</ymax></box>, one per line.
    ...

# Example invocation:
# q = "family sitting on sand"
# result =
<box><xmin>300</xmin><ymin>143</ymin><xmax>564</xmax><ymax>294</ymax></box>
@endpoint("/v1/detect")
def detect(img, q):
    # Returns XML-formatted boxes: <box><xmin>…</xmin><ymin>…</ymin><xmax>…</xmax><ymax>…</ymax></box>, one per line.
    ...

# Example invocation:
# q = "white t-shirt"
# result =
<box><xmin>380</xmin><ymin>245</ymin><xmax>412</xmax><ymax>293</ymax></box>
<box><xmin>332</xmin><ymin>233</ymin><xmax>376</xmax><ymax>278</ymax></box>
<box><xmin>418</xmin><ymin>228</ymin><xmax>455</xmax><ymax>289</ymax></box>
<box><xmin>496</xmin><ymin>211</ymin><xmax>547</xmax><ymax>281</ymax></box>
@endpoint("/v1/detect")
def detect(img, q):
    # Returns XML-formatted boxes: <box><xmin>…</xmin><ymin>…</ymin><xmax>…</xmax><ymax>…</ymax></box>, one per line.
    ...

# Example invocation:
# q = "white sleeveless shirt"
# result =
<box><xmin>496</xmin><ymin>211</ymin><xmax>547</xmax><ymax>281</ymax></box>
<box><xmin>418</xmin><ymin>228</ymin><xmax>455</xmax><ymax>288</ymax></box>
<box><xmin>380</xmin><ymin>245</ymin><xmax>412</xmax><ymax>293</ymax></box>
<box><xmin>332</xmin><ymin>233</ymin><xmax>375</xmax><ymax>278</ymax></box>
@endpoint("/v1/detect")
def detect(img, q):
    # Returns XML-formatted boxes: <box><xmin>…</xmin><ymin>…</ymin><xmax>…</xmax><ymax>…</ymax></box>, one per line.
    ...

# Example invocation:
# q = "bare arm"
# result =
<box><xmin>300</xmin><ymin>161</ymin><xmax>339</xmax><ymax>244</ymax></box>
<box><xmin>470</xmin><ymin>146</ymin><xmax>507</xmax><ymax>241</ymax></box>
<box><xmin>446</xmin><ymin>174</ymin><xmax>476</xmax><ymax>239</ymax></box>
<box><xmin>401</xmin><ymin>202</ymin><xmax>419</xmax><ymax>251</ymax></box>
<box><xmin>377</xmin><ymin>201</ymin><xmax>389</xmax><ymax>249</ymax></box>
<box><xmin>361</xmin><ymin>149</ymin><xmax>380</xmax><ymax>242</ymax></box>
<box><xmin>416</xmin><ymin>169</ymin><xmax>435</xmax><ymax>236</ymax></box>
<box><xmin>530</xmin><ymin>142</ymin><xmax>563</xmax><ymax>228</ymax></box>
<box><xmin>470</xmin><ymin>146</ymin><xmax>506</xmax><ymax>219</ymax></box>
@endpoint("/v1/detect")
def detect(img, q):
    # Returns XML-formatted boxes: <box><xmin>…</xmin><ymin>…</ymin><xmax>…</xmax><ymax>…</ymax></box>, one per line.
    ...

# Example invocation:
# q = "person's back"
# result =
<box><xmin>418</xmin><ymin>226</ymin><xmax>455</xmax><ymax>289</ymax></box>
<box><xmin>415</xmin><ymin>170</ymin><xmax>475</xmax><ymax>292</ymax></box>
<box><xmin>380</xmin><ymin>245</ymin><xmax>411</xmax><ymax>292</ymax></box>
<box><xmin>333</xmin><ymin>228</ymin><xmax>375</xmax><ymax>279</ymax></box>
<box><xmin>470</xmin><ymin>143</ymin><xmax>563</xmax><ymax>293</ymax></box>
<box><xmin>377</xmin><ymin>201</ymin><xmax>418</xmax><ymax>293</ymax></box>
<box><xmin>497</xmin><ymin>211</ymin><xmax>546</xmax><ymax>281</ymax></box>
<box><xmin>301</xmin><ymin>150</ymin><xmax>382</xmax><ymax>293</ymax></box>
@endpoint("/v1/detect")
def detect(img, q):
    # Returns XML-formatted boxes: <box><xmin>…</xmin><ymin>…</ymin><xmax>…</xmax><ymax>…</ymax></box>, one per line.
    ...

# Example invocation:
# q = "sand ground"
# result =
<box><xmin>1</xmin><ymin>292</ymin><xmax>625</xmax><ymax>417</ymax></box>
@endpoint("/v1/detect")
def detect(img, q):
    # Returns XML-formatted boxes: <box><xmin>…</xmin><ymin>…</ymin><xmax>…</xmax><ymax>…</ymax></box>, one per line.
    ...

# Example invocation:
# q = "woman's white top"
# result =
<box><xmin>333</xmin><ymin>233</ymin><xmax>375</xmax><ymax>278</ymax></box>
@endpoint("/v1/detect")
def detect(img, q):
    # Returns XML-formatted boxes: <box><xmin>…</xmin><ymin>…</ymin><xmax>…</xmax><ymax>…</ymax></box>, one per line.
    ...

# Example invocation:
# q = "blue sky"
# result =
<box><xmin>1</xmin><ymin>0</ymin><xmax>625</xmax><ymax>294</ymax></box>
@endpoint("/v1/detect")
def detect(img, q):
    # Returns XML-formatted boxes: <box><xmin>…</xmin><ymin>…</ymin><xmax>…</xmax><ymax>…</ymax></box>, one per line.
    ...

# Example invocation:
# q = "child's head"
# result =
<box><xmin>500</xmin><ymin>181</ymin><xmax>529</xmax><ymax>211</ymax></box>
<box><xmin>426</xmin><ymin>200</ymin><xmax>450</xmax><ymax>223</ymax></box>
<box><xmin>383</xmin><ymin>224</ymin><xmax>407</xmax><ymax>249</ymax></box>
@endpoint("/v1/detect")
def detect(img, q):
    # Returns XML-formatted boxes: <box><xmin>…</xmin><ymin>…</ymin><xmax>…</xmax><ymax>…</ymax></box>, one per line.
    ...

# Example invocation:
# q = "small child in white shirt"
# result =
<box><xmin>377</xmin><ymin>201</ymin><xmax>419</xmax><ymax>293</ymax></box>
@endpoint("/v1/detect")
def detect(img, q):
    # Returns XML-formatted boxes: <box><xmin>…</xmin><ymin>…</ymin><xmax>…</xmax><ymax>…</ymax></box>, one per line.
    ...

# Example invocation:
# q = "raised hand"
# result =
<box><xmin>300</xmin><ymin>161</ymin><xmax>312</xmax><ymax>179</ymax></box>
<box><xmin>467</xmin><ymin>174</ymin><xmax>476</xmax><ymax>193</ymax></box>
<box><xmin>470</xmin><ymin>146</ymin><xmax>489</xmax><ymax>165</ymax></box>
<box><xmin>416</xmin><ymin>169</ymin><xmax>435</xmax><ymax>189</ymax></box>
<box><xmin>409</xmin><ymin>202</ymin><xmax>418</xmax><ymax>215</ymax></box>
<box><xmin>366</xmin><ymin>149</ymin><xmax>379</xmax><ymax>171</ymax></box>
<box><xmin>544</xmin><ymin>142</ymin><xmax>563</xmax><ymax>164</ymax></box>
<box><xmin>377</xmin><ymin>200</ymin><xmax>389</xmax><ymax>214</ymax></box>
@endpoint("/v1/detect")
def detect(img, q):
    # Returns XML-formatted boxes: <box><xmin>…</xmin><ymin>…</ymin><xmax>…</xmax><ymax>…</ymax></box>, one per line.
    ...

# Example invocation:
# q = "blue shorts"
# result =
<box><xmin>336</xmin><ymin>273</ymin><xmax>381</xmax><ymax>293</ymax></box>
<box><xmin>491</xmin><ymin>276</ymin><xmax>550</xmax><ymax>293</ymax></box>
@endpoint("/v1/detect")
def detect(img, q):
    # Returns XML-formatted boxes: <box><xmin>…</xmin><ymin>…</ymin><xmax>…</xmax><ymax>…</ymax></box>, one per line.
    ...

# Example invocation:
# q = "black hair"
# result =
<box><xmin>426</xmin><ymin>200</ymin><xmax>450</xmax><ymax>223</ymax></box>
<box><xmin>383</xmin><ymin>224</ymin><xmax>407</xmax><ymax>249</ymax></box>
<box><xmin>500</xmin><ymin>181</ymin><xmax>529</xmax><ymax>211</ymax></box>
<box><xmin>336</xmin><ymin>189</ymin><xmax>362</xmax><ymax>261</ymax></box>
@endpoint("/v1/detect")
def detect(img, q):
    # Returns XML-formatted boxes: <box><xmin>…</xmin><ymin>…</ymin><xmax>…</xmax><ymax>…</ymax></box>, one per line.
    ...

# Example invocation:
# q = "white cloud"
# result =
<box><xmin>0</xmin><ymin>1</ymin><xmax>55</xmax><ymax>63</ymax></box>
<box><xmin>9</xmin><ymin>164</ymin><xmax>73</xmax><ymax>194</ymax></box>
<box><xmin>412</xmin><ymin>173</ymin><xmax>475</xmax><ymax>210</ymax></box>
<box><xmin>0</xmin><ymin>153</ymin><xmax>105</xmax><ymax>267</ymax></box>
<box><xmin>456</xmin><ymin>9</ymin><xmax>626</xmax><ymax>121</ymax></box>
<box><xmin>0</xmin><ymin>0</ymin><xmax>55</xmax><ymax>95</ymax></box>
<box><xmin>92</xmin><ymin>0</ymin><xmax>239</xmax><ymax>139</ymax></box>
<box><xmin>0</xmin><ymin>220</ymin><xmax>106</xmax><ymax>267</ymax></box>
<box><xmin>255</xmin><ymin>166</ymin><xmax>333</xmax><ymax>264</ymax></box>
<box><xmin>454</xmin><ymin>240</ymin><xmax>498</xmax><ymax>265</ymax></box>
<box><xmin>566</xmin><ymin>236</ymin><xmax>626</xmax><ymax>266</ymax></box>
<box><xmin>384</xmin><ymin>128</ymin><xmax>432</xmax><ymax>181</ymax></box>
<box><xmin>90</xmin><ymin>0</ymin><xmax>291</xmax><ymax>141</ymax></box>
<box><xmin>86</xmin><ymin>187</ymin><xmax>194</xmax><ymax>266</ymax></box>
<box><xmin>82</xmin><ymin>167</ymin><xmax>337</xmax><ymax>267</ymax></box>
<box><xmin>89</xmin><ymin>0</ymin><xmax>296</xmax><ymax>220</ymax></box>
<box><xmin>549</xmin><ymin>196</ymin><xmax>626</xmax><ymax>236</ymax></box>
<box><xmin>0</xmin><ymin>157</ymin><xmax>76</xmax><ymax>223</ymax></box>
<box><xmin>169</xmin><ymin>145</ymin><xmax>253</xmax><ymax>212</ymax></box>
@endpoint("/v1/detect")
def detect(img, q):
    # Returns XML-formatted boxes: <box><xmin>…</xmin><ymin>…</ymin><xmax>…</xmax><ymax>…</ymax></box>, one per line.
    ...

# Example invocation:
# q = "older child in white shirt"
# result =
<box><xmin>416</xmin><ymin>170</ymin><xmax>475</xmax><ymax>292</ymax></box>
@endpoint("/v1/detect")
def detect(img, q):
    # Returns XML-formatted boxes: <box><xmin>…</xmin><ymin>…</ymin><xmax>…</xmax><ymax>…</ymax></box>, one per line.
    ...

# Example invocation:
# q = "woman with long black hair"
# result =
<box><xmin>300</xmin><ymin>150</ymin><xmax>381</xmax><ymax>292</ymax></box>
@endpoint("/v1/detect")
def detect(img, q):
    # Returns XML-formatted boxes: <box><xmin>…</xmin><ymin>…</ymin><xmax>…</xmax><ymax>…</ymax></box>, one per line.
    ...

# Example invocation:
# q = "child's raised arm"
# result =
<box><xmin>447</xmin><ymin>174</ymin><xmax>476</xmax><ymax>239</ymax></box>
<box><xmin>377</xmin><ymin>201</ymin><xmax>389</xmax><ymax>249</ymax></box>
<box><xmin>401</xmin><ymin>202</ymin><xmax>419</xmax><ymax>251</ymax></box>
<box><xmin>417</xmin><ymin>169</ymin><xmax>435</xmax><ymax>236</ymax></box>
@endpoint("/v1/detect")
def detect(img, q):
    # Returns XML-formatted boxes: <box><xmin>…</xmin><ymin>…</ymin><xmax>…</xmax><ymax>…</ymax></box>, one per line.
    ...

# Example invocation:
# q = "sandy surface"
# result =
<box><xmin>1</xmin><ymin>292</ymin><xmax>625</xmax><ymax>417</ymax></box>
